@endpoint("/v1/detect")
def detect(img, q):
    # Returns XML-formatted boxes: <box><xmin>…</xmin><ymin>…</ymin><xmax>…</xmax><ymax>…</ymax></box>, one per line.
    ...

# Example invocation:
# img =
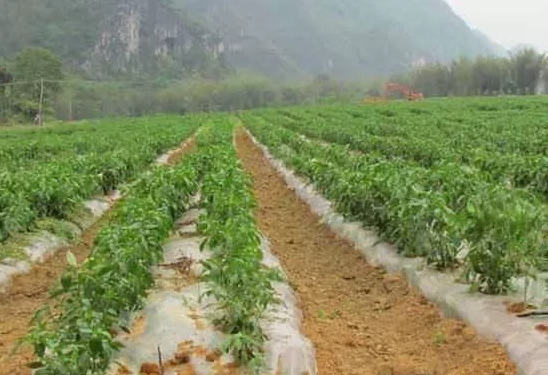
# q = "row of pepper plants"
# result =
<box><xmin>0</xmin><ymin>117</ymin><xmax>193</xmax><ymax>169</ymax></box>
<box><xmin>243</xmin><ymin>114</ymin><xmax>547</xmax><ymax>295</ymax></box>
<box><xmin>26</xmin><ymin>116</ymin><xmax>277</xmax><ymax>375</ymax></box>
<box><xmin>290</xmin><ymin>97</ymin><xmax>548</xmax><ymax>156</ymax></box>
<box><xmin>194</xmin><ymin>117</ymin><xmax>278</xmax><ymax>372</ymax></box>
<box><xmin>254</xmin><ymin>100</ymin><xmax>548</xmax><ymax>198</ymax></box>
<box><xmin>0</xmin><ymin>116</ymin><xmax>200</xmax><ymax>243</ymax></box>
<box><xmin>26</xmin><ymin>142</ymin><xmax>202</xmax><ymax>375</ymax></box>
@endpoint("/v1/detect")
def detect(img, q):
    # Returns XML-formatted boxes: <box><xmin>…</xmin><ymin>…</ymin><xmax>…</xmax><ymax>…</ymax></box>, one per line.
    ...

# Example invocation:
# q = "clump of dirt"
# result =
<box><xmin>535</xmin><ymin>324</ymin><xmax>548</xmax><ymax>334</ymax></box>
<box><xmin>123</xmin><ymin>315</ymin><xmax>147</xmax><ymax>339</ymax></box>
<box><xmin>159</xmin><ymin>256</ymin><xmax>193</xmax><ymax>275</ymax></box>
<box><xmin>137</xmin><ymin>341</ymin><xmax>233</xmax><ymax>375</ymax></box>
<box><xmin>167</xmin><ymin>138</ymin><xmax>196</xmax><ymax>165</ymax></box>
<box><xmin>506</xmin><ymin>301</ymin><xmax>537</xmax><ymax>314</ymax></box>
<box><xmin>116</xmin><ymin>364</ymin><xmax>132</xmax><ymax>375</ymax></box>
<box><xmin>139</xmin><ymin>362</ymin><xmax>161</xmax><ymax>375</ymax></box>
<box><xmin>235</xmin><ymin>130</ymin><xmax>518</xmax><ymax>375</ymax></box>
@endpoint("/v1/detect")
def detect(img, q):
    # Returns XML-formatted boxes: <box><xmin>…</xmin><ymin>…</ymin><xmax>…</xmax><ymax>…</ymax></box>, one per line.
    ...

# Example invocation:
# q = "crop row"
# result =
<box><xmin>244</xmin><ymin>116</ymin><xmax>547</xmax><ymax>294</ymax></box>
<box><xmin>0</xmin><ymin>117</ymin><xmax>185</xmax><ymax>169</ymax></box>
<box><xmin>0</xmin><ymin>116</ymin><xmax>200</xmax><ymax>243</ymax></box>
<box><xmin>27</xmin><ymin>147</ymin><xmax>201</xmax><ymax>375</ymax></box>
<box><xmin>252</xmin><ymin>107</ymin><xmax>548</xmax><ymax>199</ymax></box>
<box><xmin>194</xmin><ymin>117</ymin><xmax>277</xmax><ymax>371</ymax></box>
<box><xmin>27</xmin><ymin>116</ymin><xmax>276</xmax><ymax>375</ymax></box>
<box><xmin>290</xmin><ymin>98</ymin><xmax>548</xmax><ymax>156</ymax></box>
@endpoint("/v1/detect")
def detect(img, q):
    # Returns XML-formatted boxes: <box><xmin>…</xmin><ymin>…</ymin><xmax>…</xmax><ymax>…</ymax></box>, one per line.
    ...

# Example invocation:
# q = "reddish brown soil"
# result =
<box><xmin>506</xmin><ymin>301</ymin><xmax>537</xmax><ymax>314</ymax></box>
<box><xmin>0</xmin><ymin>137</ymin><xmax>195</xmax><ymax>375</ymax></box>
<box><xmin>167</xmin><ymin>137</ymin><xmax>195</xmax><ymax>165</ymax></box>
<box><xmin>236</xmin><ymin>130</ymin><xmax>517</xmax><ymax>375</ymax></box>
<box><xmin>135</xmin><ymin>341</ymin><xmax>234</xmax><ymax>375</ymax></box>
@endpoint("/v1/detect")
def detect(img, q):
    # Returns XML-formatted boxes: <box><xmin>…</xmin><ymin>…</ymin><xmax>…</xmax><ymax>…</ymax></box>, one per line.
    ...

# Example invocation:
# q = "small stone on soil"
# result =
<box><xmin>139</xmin><ymin>362</ymin><xmax>160</xmax><ymax>375</ymax></box>
<box><xmin>205</xmin><ymin>349</ymin><xmax>222</xmax><ymax>362</ymax></box>
<box><xmin>173</xmin><ymin>351</ymin><xmax>191</xmax><ymax>364</ymax></box>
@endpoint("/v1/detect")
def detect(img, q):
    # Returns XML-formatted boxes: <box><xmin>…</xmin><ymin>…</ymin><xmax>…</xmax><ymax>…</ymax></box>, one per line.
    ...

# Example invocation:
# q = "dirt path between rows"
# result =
<box><xmin>235</xmin><ymin>130</ymin><xmax>516</xmax><ymax>375</ymax></box>
<box><xmin>167</xmin><ymin>137</ymin><xmax>195</xmax><ymax>165</ymax></box>
<box><xmin>0</xmin><ymin>212</ymin><xmax>114</xmax><ymax>375</ymax></box>
<box><xmin>0</xmin><ymin>139</ymin><xmax>195</xmax><ymax>375</ymax></box>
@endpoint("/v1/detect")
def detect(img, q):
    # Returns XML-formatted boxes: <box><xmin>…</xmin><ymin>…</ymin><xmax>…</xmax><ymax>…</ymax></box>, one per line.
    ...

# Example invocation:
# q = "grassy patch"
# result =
<box><xmin>36</xmin><ymin>218</ymin><xmax>80</xmax><ymax>241</ymax></box>
<box><xmin>0</xmin><ymin>235</ymin><xmax>30</xmax><ymax>263</ymax></box>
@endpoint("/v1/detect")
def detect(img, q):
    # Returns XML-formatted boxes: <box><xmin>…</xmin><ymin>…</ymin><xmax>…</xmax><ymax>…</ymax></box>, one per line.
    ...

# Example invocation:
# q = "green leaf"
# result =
<box><xmin>66</xmin><ymin>251</ymin><xmax>77</xmax><ymax>267</ymax></box>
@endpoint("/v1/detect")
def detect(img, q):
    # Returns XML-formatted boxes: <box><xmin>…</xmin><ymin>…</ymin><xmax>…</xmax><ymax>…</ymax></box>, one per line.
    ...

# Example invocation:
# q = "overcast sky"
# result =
<box><xmin>444</xmin><ymin>0</ymin><xmax>548</xmax><ymax>52</ymax></box>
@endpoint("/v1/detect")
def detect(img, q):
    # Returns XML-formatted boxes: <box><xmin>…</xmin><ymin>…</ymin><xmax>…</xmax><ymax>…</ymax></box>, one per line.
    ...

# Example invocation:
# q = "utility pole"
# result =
<box><xmin>37</xmin><ymin>78</ymin><xmax>44</xmax><ymax>126</ymax></box>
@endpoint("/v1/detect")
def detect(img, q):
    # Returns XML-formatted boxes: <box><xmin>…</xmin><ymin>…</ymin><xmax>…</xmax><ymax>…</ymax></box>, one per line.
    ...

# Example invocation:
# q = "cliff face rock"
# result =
<box><xmin>0</xmin><ymin>0</ymin><xmax>502</xmax><ymax>80</ymax></box>
<box><xmin>85</xmin><ymin>0</ymin><xmax>224</xmax><ymax>78</ymax></box>
<box><xmin>0</xmin><ymin>0</ymin><xmax>226</xmax><ymax>79</ymax></box>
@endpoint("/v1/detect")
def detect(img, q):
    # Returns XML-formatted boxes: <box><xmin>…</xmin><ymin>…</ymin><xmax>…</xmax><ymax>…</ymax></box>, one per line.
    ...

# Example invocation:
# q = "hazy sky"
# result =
<box><xmin>444</xmin><ymin>0</ymin><xmax>548</xmax><ymax>52</ymax></box>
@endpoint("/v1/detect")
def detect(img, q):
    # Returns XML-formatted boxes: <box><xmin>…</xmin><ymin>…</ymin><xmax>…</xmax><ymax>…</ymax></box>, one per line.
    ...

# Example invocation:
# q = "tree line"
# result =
<box><xmin>0</xmin><ymin>47</ymin><xmax>362</xmax><ymax>124</ymax></box>
<box><xmin>0</xmin><ymin>47</ymin><xmax>63</xmax><ymax>123</ymax></box>
<box><xmin>3</xmin><ymin>46</ymin><xmax>547</xmax><ymax>125</ymax></box>
<box><xmin>395</xmin><ymin>47</ymin><xmax>547</xmax><ymax>97</ymax></box>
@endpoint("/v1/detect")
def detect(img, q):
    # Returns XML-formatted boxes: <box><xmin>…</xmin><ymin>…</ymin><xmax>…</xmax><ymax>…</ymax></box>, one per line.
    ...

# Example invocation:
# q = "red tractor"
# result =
<box><xmin>383</xmin><ymin>82</ymin><xmax>423</xmax><ymax>101</ymax></box>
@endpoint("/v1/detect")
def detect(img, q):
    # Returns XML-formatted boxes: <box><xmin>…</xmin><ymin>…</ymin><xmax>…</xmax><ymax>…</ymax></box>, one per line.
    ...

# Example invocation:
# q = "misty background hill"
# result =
<box><xmin>0</xmin><ymin>0</ymin><xmax>503</xmax><ymax>81</ymax></box>
<box><xmin>180</xmin><ymin>0</ymin><xmax>504</xmax><ymax>79</ymax></box>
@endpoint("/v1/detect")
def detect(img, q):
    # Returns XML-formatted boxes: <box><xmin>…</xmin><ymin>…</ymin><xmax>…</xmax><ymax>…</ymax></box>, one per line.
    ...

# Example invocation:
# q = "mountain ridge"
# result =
<box><xmin>0</xmin><ymin>0</ymin><xmax>501</xmax><ymax>80</ymax></box>
<box><xmin>178</xmin><ymin>0</ymin><xmax>502</xmax><ymax>79</ymax></box>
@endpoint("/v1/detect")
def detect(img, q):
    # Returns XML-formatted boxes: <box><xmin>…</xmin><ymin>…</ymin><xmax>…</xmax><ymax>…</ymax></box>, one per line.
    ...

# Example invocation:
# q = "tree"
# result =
<box><xmin>0</xmin><ymin>61</ymin><xmax>13</xmax><ymax>121</ymax></box>
<box><xmin>410</xmin><ymin>63</ymin><xmax>452</xmax><ymax>96</ymax></box>
<box><xmin>13</xmin><ymin>47</ymin><xmax>63</xmax><ymax>121</ymax></box>
<box><xmin>470</xmin><ymin>56</ymin><xmax>509</xmax><ymax>95</ymax></box>
<box><xmin>510</xmin><ymin>47</ymin><xmax>545</xmax><ymax>94</ymax></box>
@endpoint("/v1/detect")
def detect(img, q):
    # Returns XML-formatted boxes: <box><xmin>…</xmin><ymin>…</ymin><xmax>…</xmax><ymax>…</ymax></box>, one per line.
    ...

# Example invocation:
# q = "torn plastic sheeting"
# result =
<box><xmin>107</xmin><ymin>287</ymin><xmax>233</xmax><ymax>375</ymax></box>
<box><xmin>0</xmin><ymin>261</ymin><xmax>31</xmax><ymax>293</ymax></box>
<box><xmin>246</xmin><ymin>131</ymin><xmax>548</xmax><ymax>375</ymax></box>
<box><xmin>162</xmin><ymin>237</ymin><xmax>209</xmax><ymax>277</ymax></box>
<box><xmin>107</xmin><ymin>228</ymin><xmax>233</xmax><ymax>375</ymax></box>
<box><xmin>85</xmin><ymin>190</ymin><xmax>121</xmax><ymax>217</ymax></box>
<box><xmin>176</xmin><ymin>208</ymin><xmax>205</xmax><ymax>227</ymax></box>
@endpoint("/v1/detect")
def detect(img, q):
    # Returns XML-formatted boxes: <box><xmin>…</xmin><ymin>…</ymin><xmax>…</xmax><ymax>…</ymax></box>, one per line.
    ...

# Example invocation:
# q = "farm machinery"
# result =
<box><xmin>364</xmin><ymin>82</ymin><xmax>424</xmax><ymax>103</ymax></box>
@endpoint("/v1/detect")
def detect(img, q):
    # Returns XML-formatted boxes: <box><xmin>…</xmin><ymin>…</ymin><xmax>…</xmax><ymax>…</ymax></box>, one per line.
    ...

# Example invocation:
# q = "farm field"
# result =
<box><xmin>0</xmin><ymin>116</ymin><xmax>201</xmax><ymax>251</ymax></box>
<box><xmin>1</xmin><ymin>96</ymin><xmax>547</xmax><ymax>375</ymax></box>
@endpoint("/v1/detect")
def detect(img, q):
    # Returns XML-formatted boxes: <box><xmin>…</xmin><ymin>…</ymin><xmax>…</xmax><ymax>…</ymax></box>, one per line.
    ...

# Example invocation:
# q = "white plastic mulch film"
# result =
<box><xmin>108</xmin><ymin>205</ymin><xmax>317</xmax><ymax>375</ymax></box>
<box><xmin>246</xmin><ymin>130</ymin><xmax>548</xmax><ymax>375</ymax></box>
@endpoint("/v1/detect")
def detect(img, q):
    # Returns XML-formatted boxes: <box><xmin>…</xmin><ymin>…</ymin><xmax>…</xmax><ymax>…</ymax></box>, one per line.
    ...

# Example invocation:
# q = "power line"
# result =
<box><xmin>0</xmin><ymin>79</ymin><xmax>67</xmax><ymax>87</ymax></box>
<box><xmin>0</xmin><ymin>78</ymin><xmax>190</xmax><ymax>88</ymax></box>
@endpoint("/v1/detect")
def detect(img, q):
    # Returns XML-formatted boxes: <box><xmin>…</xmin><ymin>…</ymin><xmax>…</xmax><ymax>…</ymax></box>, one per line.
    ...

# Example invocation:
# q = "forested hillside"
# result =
<box><xmin>0</xmin><ymin>0</ymin><xmax>501</xmax><ymax>80</ymax></box>
<box><xmin>179</xmin><ymin>0</ymin><xmax>503</xmax><ymax>79</ymax></box>
<box><xmin>0</xmin><ymin>0</ymin><xmax>227</xmax><ymax>79</ymax></box>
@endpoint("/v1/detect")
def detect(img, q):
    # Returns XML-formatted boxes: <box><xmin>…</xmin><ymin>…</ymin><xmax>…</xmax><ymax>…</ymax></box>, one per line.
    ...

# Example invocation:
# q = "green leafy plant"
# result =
<box><xmin>243</xmin><ymin>106</ymin><xmax>547</xmax><ymax>294</ymax></box>
<box><xmin>194</xmin><ymin>118</ymin><xmax>277</xmax><ymax>372</ymax></box>
<box><xmin>25</xmin><ymin>146</ymin><xmax>200</xmax><ymax>375</ymax></box>
<box><xmin>0</xmin><ymin>115</ymin><xmax>201</xmax><ymax>244</ymax></box>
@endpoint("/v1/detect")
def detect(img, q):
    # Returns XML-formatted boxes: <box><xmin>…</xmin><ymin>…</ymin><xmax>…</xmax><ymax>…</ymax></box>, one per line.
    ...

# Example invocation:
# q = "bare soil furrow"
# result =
<box><xmin>235</xmin><ymin>130</ymin><xmax>516</xmax><ymax>375</ymax></box>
